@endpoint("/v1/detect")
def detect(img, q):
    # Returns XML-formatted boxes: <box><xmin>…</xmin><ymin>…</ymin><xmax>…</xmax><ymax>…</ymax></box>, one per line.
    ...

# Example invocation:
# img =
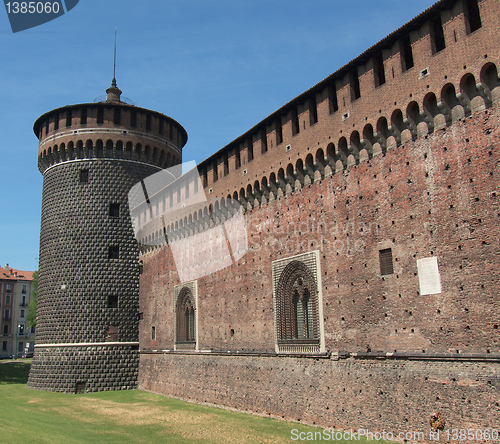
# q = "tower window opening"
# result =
<box><xmin>130</xmin><ymin>110</ymin><xmax>137</xmax><ymax>128</ymax></box>
<box><xmin>431</xmin><ymin>16</ymin><xmax>446</xmax><ymax>53</ymax></box>
<box><xmin>309</xmin><ymin>95</ymin><xmax>318</xmax><ymax>125</ymax></box>
<box><xmin>53</xmin><ymin>114</ymin><xmax>59</xmax><ymax>131</ymax></box>
<box><xmin>80</xmin><ymin>108</ymin><xmax>87</xmax><ymax>125</ymax></box>
<box><xmin>465</xmin><ymin>0</ymin><xmax>482</xmax><ymax>33</ymax></box>
<box><xmin>350</xmin><ymin>70</ymin><xmax>361</xmax><ymax>101</ymax></box>
<box><xmin>261</xmin><ymin>131</ymin><xmax>268</xmax><ymax>154</ymax></box>
<box><xmin>146</xmin><ymin>114</ymin><xmax>151</xmax><ymax>131</ymax></box>
<box><xmin>97</xmin><ymin>107</ymin><xmax>104</xmax><ymax>124</ymax></box>
<box><xmin>329</xmin><ymin>85</ymin><xmax>339</xmax><ymax>113</ymax></box>
<box><xmin>79</xmin><ymin>169</ymin><xmax>89</xmax><ymax>183</ymax></box>
<box><xmin>401</xmin><ymin>36</ymin><xmax>414</xmax><ymax>71</ymax></box>
<box><xmin>292</xmin><ymin>109</ymin><xmax>300</xmax><ymax>135</ymax></box>
<box><xmin>45</xmin><ymin>119</ymin><xmax>49</xmax><ymax>135</ymax></box>
<box><xmin>159</xmin><ymin>119</ymin><xmax>164</xmax><ymax>135</ymax></box>
<box><xmin>151</xmin><ymin>326</ymin><xmax>156</xmax><ymax>340</ymax></box>
<box><xmin>276</xmin><ymin>119</ymin><xmax>283</xmax><ymax>145</ymax></box>
<box><xmin>375</xmin><ymin>53</ymin><xmax>386</xmax><ymax>87</ymax></box>
<box><xmin>235</xmin><ymin>147</ymin><xmax>241</xmax><ymax>169</ymax></box>
<box><xmin>114</xmin><ymin>108</ymin><xmax>121</xmax><ymax>125</ymax></box>
<box><xmin>224</xmin><ymin>153</ymin><xmax>229</xmax><ymax>176</ymax></box>
<box><xmin>109</xmin><ymin>203</ymin><xmax>120</xmax><ymax>217</ymax></box>
<box><xmin>213</xmin><ymin>162</ymin><xmax>218</xmax><ymax>182</ymax></box>
<box><xmin>66</xmin><ymin>109</ymin><xmax>72</xmax><ymax>127</ymax></box>
<box><xmin>108</xmin><ymin>246</ymin><xmax>119</xmax><ymax>260</ymax></box>
<box><xmin>248</xmin><ymin>140</ymin><xmax>254</xmax><ymax>161</ymax></box>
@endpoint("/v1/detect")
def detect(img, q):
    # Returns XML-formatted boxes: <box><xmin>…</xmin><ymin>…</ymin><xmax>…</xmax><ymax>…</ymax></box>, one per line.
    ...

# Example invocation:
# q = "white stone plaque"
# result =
<box><xmin>417</xmin><ymin>257</ymin><xmax>442</xmax><ymax>295</ymax></box>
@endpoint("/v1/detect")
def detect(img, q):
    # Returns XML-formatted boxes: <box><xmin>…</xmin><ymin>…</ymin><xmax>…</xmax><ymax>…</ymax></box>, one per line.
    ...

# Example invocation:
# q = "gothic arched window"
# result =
<box><xmin>174</xmin><ymin>281</ymin><xmax>198</xmax><ymax>350</ymax></box>
<box><xmin>273</xmin><ymin>253</ymin><xmax>323</xmax><ymax>354</ymax></box>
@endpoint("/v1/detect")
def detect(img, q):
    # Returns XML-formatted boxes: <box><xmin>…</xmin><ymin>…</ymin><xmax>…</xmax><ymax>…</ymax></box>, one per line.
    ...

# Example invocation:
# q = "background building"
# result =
<box><xmin>0</xmin><ymin>264</ymin><xmax>36</xmax><ymax>358</ymax></box>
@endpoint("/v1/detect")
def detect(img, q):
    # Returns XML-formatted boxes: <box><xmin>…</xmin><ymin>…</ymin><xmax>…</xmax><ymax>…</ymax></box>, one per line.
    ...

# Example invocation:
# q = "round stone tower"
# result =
<box><xmin>27</xmin><ymin>80</ymin><xmax>187</xmax><ymax>393</ymax></box>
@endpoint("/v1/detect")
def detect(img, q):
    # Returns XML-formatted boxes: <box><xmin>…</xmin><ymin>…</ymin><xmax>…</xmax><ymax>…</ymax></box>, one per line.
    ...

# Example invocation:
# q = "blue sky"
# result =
<box><xmin>0</xmin><ymin>0</ymin><xmax>437</xmax><ymax>271</ymax></box>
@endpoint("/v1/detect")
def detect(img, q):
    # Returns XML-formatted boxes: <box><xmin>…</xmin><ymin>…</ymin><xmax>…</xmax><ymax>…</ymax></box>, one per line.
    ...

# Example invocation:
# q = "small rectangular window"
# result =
<box><xmin>130</xmin><ymin>110</ymin><xmax>137</xmax><ymax>127</ymax></box>
<box><xmin>6</xmin><ymin>295</ymin><xmax>10</xmax><ymax>304</ymax></box>
<box><xmin>114</xmin><ymin>108</ymin><xmax>121</xmax><ymax>125</ymax></box>
<box><xmin>151</xmin><ymin>326</ymin><xmax>156</xmax><ymax>340</ymax></box>
<box><xmin>22</xmin><ymin>285</ymin><xmax>27</xmax><ymax>294</ymax></box>
<box><xmin>20</xmin><ymin>310</ymin><xmax>25</xmax><ymax>318</ymax></box>
<box><xmin>139</xmin><ymin>312</ymin><xmax>144</xmax><ymax>321</ymax></box>
<box><xmin>53</xmin><ymin>114</ymin><xmax>59</xmax><ymax>131</ymax></box>
<box><xmin>2</xmin><ymin>341</ymin><xmax>6</xmax><ymax>350</ymax></box>
<box><xmin>108</xmin><ymin>295</ymin><xmax>118</xmax><ymax>309</ymax></box>
<box><xmin>45</xmin><ymin>119</ymin><xmax>49</xmax><ymax>135</ymax></box>
<box><xmin>108</xmin><ymin>246</ymin><xmax>119</xmax><ymax>259</ymax></box>
<box><xmin>6</xmin><ymin>284</ymin><xmax>11</xmax><ymax>292</ymax></box>
<box><xmin>159</xmin><ymin>119</ymin><xmax>164</xmax><ymax>135</ymax></box>
<box><xmin>80</xmin><ymin>108</ymin><xmax>87</xmax><ymax>125</ymax></box>
<box><xmin>18</xmin><ymin>342</ymin><xmax>23</xmax><ymax>352</ymax></box>
<box><xmin>146</xmin><ymin>114</ymin><xmax>151</xmax><ymax>131</ymax></box>
<box><xmin>109</xmin><ymin>203</ymin><xmax>120</xmax><ymax>217</ymax></box>
<box><xmin>97</xmin><ymin>107</ymin><xmax>104</xmax><ymax>124</ymax></box>
<box><xmin>80</xmin><ymin>169</ymin><xmax>89</xmax><ymax>183</ymax></box>
<box><xmin>224</xmin><ymin>153</ymin><xmax>229</xmax><ymax>176</ymax></box>
<box><xmin>3</xmin><ymin>326</ymin><xmax>8</xmax><ymax>335</ymax></box>
<box><xmin>379</xmin><ymin>248</ymin><xmax>394</xmax><ymax>275</ymax></box>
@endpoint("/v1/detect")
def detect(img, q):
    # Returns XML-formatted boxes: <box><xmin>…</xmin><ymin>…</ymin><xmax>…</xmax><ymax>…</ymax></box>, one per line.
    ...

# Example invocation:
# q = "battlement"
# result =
<box><xmin>131</xmin><ymin>0</ymin><xmax>500</xmax><ymax>250</ymax></box>
<box><xmin>34</xmin><ymin>100</ymin><xmax>187</xmax><ymax>174</ymax></box>
<box><xmin>196</xmin><ymin>0</ymin><xmax>499</xmax><ymax>200</ymax></box>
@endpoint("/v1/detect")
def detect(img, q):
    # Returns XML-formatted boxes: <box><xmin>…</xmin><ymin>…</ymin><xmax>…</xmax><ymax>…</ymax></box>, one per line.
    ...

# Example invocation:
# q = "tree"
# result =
<box><xmin>26</xmin><ymin>271</ymin><xmax>38</xmax><ymax>328</ymax></box>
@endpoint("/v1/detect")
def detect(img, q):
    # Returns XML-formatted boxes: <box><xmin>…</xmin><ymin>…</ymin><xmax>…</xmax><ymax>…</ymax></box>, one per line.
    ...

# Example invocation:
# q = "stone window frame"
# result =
<box><xmin>272</xmin><ymin>251</ymin><xmax>325</xmax><ymax>354</ymax></box>
<box><xmin>174</xmin><ymin>280</ymin><xmax>198</xmax><ymax>351</ymax></box>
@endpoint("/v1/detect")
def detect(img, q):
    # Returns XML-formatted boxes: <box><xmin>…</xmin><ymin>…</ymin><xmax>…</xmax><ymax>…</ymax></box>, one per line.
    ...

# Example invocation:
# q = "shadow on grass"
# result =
<box><xmin>0</xmin><ymin>360</ymin><xmax>30</xmax><ymax>384</ymax></box>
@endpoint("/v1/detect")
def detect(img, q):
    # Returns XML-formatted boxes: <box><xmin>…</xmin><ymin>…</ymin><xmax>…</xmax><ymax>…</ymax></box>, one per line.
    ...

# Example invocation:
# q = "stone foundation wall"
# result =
<box><xmin>139</xmin><ymin>352</ymin><xmax>499</xmax><ymax>432</ymax></box>
<box><xmin>28</xmin><ymin>344</ymin><xmax>139</xmax><ymax>393</ymax></box>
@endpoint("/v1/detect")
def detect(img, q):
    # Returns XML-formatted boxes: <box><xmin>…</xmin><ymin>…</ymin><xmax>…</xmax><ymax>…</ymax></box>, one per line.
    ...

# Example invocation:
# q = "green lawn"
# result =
<box><xmin>0</xmin><ymin>360</ymin><xmax>384</xmax><ymax>443</ymax></box>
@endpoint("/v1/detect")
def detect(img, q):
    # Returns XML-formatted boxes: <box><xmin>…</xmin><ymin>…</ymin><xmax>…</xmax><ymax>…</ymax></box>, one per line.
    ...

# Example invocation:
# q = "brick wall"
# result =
<box><xmin>139</xmin><ymin>102</ymin><xmax>500</xmax><ymax>429</ymax></box>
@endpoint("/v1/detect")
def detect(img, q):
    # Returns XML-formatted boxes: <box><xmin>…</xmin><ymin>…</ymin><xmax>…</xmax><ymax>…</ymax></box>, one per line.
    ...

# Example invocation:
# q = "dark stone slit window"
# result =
<box><xmin>108</xmin><ymin>246</ymin><xmax>119</xmax><ymax>259</ymax></box>
<box><xmin>109</xmin><ymin>203</ymin><xmax>120</xmax><ymax>217</ymax></box>
<box><xmin>108</xmin><ymin>295</ymin><xmax>118</xmax><ymax>309</ymax></box>
<box><xmin>79</xmin><ymin>169</ymin><xmax>89</xmax><ymax>183</ymax></box>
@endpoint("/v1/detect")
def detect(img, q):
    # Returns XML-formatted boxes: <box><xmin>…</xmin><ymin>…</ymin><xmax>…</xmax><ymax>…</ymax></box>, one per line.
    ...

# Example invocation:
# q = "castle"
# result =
<box><xmin>31</xmin><ymin>0</ymin><xmax>499</xmax><ymax>433</ymax></box>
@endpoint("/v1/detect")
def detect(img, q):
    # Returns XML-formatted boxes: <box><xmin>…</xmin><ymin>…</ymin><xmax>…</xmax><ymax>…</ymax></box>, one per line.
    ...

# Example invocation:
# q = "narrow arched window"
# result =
<box><xmin>174</xmin><ymin>282</ymin><xmax>197</xmax><ymax>350</ymax></box>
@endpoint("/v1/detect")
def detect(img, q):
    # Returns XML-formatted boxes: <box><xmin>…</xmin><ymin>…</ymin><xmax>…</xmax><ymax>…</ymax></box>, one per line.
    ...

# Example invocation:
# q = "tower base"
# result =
<box><xmin>27</xmin><ymin>343</ymin><xmax>139</xmax><ymax>393</ymax></box>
